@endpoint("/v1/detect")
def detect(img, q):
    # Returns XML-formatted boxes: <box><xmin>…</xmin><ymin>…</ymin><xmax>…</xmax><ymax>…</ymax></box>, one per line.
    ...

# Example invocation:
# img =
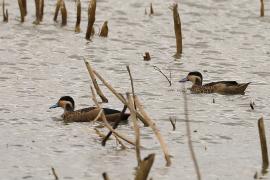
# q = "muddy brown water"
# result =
<box><xmin>1</xmin><ymin>0</ymin><xmax>270</xmax><ymax>179</ymax></box>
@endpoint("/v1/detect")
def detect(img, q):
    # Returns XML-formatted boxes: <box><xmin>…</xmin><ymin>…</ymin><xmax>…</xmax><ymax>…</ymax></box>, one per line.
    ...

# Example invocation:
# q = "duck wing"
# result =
<box><xmin>76</xmin><ymin>107</ymin><xmax>121</xmax><ymax>115</ymax></box>
<box><xmin>204</xmin><ymin>81</ymin><xmax>238</xmax><ymax>87</ymax></box>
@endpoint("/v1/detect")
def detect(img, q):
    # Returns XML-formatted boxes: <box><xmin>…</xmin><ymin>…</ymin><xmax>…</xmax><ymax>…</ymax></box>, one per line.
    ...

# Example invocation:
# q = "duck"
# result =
<box><xmin>49</xmin><ymin>96</ymin><xmax>130</xmax><ymax>122</ymax></box>
<box><xmin>179</xmin><ymin>71</ymin><xmax>250</xmax><ymax>94</ymax></box>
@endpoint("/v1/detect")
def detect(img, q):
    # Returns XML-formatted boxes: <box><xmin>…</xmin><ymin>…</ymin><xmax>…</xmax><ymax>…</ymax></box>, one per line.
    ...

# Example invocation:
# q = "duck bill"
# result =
<box><xmin>49</xmin><ymin>103</ymin><xmax>59</xmax><ymax>109</ymax></box>
<box><xmin>179</xmin><ymin>77</ymin><xmax>188</xmax><ymax>83</ymax></box>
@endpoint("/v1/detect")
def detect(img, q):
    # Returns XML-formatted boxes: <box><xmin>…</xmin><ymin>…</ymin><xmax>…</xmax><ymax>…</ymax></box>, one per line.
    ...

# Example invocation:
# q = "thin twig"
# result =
<box><xmin>51</xmin><ymin>167</ymin><xmax>59</xmax><ymax>180</ymax></box>
<box><xmin>169</xmin><ymin>117</ymin><xmax>176</xmax><ymax>131</ymax></box>
<box><xmin>183</xmin><ymin>89</ymin><xmax>201</xmax><ymax>180</ymax></box>
<box><xmin>153</xmin><ymin>66</ymin><xmax>172</xmax><ymax>86</ymax></box>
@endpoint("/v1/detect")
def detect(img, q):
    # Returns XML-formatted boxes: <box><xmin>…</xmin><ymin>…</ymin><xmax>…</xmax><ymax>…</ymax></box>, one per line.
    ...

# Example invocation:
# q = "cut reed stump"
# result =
<box><xmin>135</xmin><ymin>154</ymin><xmax>155</xmax><ymax>180</ymax></box>
<box><xmin>53</xmin><ymin>0</ymin><xmax>61</xmax><ymax>22</ymax></box>
<box><xmin>172</xmin><ymin>4</ymin><xmax>183</xmax><ymax>56</ymax></box>
<box><xmin>260</xmin><ymin>0</ymin><xmax>265</xmax><ymax>17</ymax></box>
<box><xmin>102</xmin><ymin>172</ymin><xmax>110</xmax><ymax>180</ymax></box>
<box><xmin>60</xmin><ymin>0</ymin><xmax>67</xmax><ymax>26</ymax></box>
<box><xmin>258</xmin><ymin>117</ymin><xmax>269</xmax><ymax>173</ymax></box>
<box><xmin>143</xmin><ymin>52</ymin><xmax>151</xmax><ymax>61</ymax></box>
<box><xmin>99</xmin><ymin>21</ymin><xmax>108</xmax><ymax>37</ymax></box>
<box><xmin>18</xmin><ymin>0</ymin><xmax>25</xmax><ymax>22</ymax></box>
<box><xmin>75</xmin><ymin>0</ymin><xmax>81</xmax><ymax>33</ymax></box>
<box><xmin>40</xmin><ymin>0</ymin><xmax>44</xmax><ymax>21</ymax></box>
<box><xmin>150</xmin><ymin>3</ymin><xmax>154</xmax><ymax>15</ymax></box>
<box><xmin>2</xmin><ymin>0</ymin><xmax>8</xmax><ymax>22</ymax></box>
<box><xmin>86</xmin><ymin>0</ymin><xmax>96</xmax><ymax>40</ymax></box>
<box><xmin>22</xmin><ymin>0</ymin><xmax>26</xmax><ymax>15</ymax></box>
<box><xmin>33</xmin><ymin>0</ymin><xmax>41</xmax><ymax>24</ymax></box>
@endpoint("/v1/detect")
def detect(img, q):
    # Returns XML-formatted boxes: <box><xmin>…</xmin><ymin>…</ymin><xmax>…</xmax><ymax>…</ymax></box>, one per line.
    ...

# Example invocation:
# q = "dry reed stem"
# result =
<box><xmin>150</xmin><ymin>3</ymin><xmax>154</xmax><ymax>15</ymax></box>
<box><xmin>258</xmin><ymin>117</ymin><xmax>269</xmax><ymax>173</ymax></box>
<box><xmin>21</xmin><ymin>0</ymin><xmax>26</xmax><ymax>15</ymax></box>
<box><xmin>135</xmin><ymin>153</ymin><xmax>155</xmax><ymax>180</ymax></box>
<box><xmin>127</xmin><ymin>94</ymin><xmax>141</xmax><ymax>165</ymax></box>
<box><xmin>90</xmin><ymin>86</ymin><xmax>136</xmax><ymax>146</ymax></box>
<box><xmin>183</xmin><ymin>90</ymin><xmax>201</xmax><ymax>180</ymax></box>
<box><xmin>260</xmin><ymin>0</ymin><xmax>264</xmax><ymax>17</ymax></box>
<box><xmin>102</xmin><ymin>105</ymin><xmax>128</xmax><ymax>146</ymax></box>
<box><xmin>126</xmin><ymin>66</ymin><xmax>136</xmax><ymax>109</ymax></box>
<box><xmin>143</xmin><ymin>52</ymin><xmax>151</xmax><ymax>61</ymax></box>
<box><xmin>84</xmin><ymin>59</ymin><xmax>108</xmax><ymax>103</ymax></box>
<box><xmin>114</xmin><ymin>134</ymin><xmax>127</xmax><ymax>149</ymax></box>
<box><xmin>2</xmin><ymin>0</ymin><xmax>8</xmax><ymax>22</ymax></box>
<box><xmin>86</xmin><ymin>0</ymin><xmax>96</xmax><ymax>40</ymax></box>
<box><xmin>135</xmin><ymin>96</ymin><xmax>171</xmax><ymax>166</ymax></box>
<box><xmin>91</xmin><ymin>108</ymin><xmax>103</xmax><ymax>123</ymax></box>
<box><xmin>75</xmin><ymin>0</ymin><xmax>81</xmax><ymax>32</ymax></box>
<box><xmin>60</xmin><ymin>0</ymin><xmax>67</xmax><ymax>26</ymax></box>
<box><xmin>102</xmin><ymin>172</ymin><xmax>110</xmax><ymax>180</ymax></box>
<box><xmin>173</xmin><ymin>4</ymin><xmax>182</xmax><ymax>56</ymax></box>
<box><xmin>94</xmin><ymin>128</ymin><xmax>108</xmax><ymax>139</ymax></box>
<box><xmin>18</xmin><ymin>0</ymin><xmax>25</xmax><ymax>22</ymax></box>
<box><xmin>93</xmin><ymin>69</ymin><xmax>149</xmax><ymax>126</ymax></box>
<box><xmin>53</xmin><ymin>0</ymin><xmax>61</xmax><ymax>22</ymax></box>
<box><xmin>99</xmin><ymin>21</ymin><xmax>108</xmax><ymax>37</ymax></box>
<box><xmin>51</xmin><ymin>167</ymin><xmax>59</xmax><ymax>180</ymax></box>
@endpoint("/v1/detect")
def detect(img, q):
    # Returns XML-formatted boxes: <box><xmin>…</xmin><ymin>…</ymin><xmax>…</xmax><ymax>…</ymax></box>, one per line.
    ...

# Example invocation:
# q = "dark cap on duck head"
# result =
<box><xmin>49</xmin><ymin>96</ymin><xmax>75</xmax><ymax>110</ymax></box>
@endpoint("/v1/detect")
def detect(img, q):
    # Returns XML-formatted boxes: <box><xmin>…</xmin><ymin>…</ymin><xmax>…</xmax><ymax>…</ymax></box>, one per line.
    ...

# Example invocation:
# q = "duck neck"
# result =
<box><xmin>193</xmin><ymin>78</ymin><xmax>202</xmax><ymax>86</ymax></box>
<box><xmin>64</xmin><ymin>103</ymin><xmax>74</xmax><ymax>112</ymax></box>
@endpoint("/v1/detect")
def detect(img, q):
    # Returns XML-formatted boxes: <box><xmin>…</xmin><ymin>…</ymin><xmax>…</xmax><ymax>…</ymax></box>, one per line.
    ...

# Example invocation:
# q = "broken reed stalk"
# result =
<box><xmin>75</xmin><ymin>0</ymin><xmax>81</xmax><ymax>33</ymax></box>
<box><xmin>51</xmin><ymin>167</ymin><xmax>59</xmax><ymax>180</ymax></box>
<box><xmin>22</xmin><ymin>0</ymin><xmax>26</xmax><ymax>15</ymax></box>
<box><xmin>40</xmin><ymin>0</ymin><xmax>44</xmax><ymax>21</ymax></box>
<box><xmin>2</xmin><ymin>0</ymin><xmax>8</xmax><ymax>22</ymax></box>
<box><xmin>84</xmin><ymin>59</ymin><xmax>108</xmax><ymax>103</ymax></box>
<box><xmin>60</xmin><ymin>0</ymin><xmax>67</xmax><ymax>26</ymax></box>
<box><xmin>102</xmin><ymin>172</ymin><xmax>110</xmax><ymax>180</ymax></box>
<box><xmin>134</xmin><ymin>96</ymin><xmax>172</xmax><ymax>166</ymax></box>
<box><xmin>53</xmin><ymin>0</ymin><xmax>61</xmax><ymax>22</ymax></box>
<box><xmin>135</xmin><ymin>153</ymin><xmax>155</xmax><ymax>180</ymax></box>
<box><xmin>86</xmin><ymin>0</ymin><xmax>96</xmax><ymax>40</ymax></box>
<box><xmin>102</xmin><ymin>105</ymin><xmax>128</xmax><ymax>146</ymax></box>
<box><xmin>150</xmin><ymin>3</ymin><xmax>154</xmax><ymax>15</ymax></box>
<box><xmin>183</xmin><ymin>90</ymin><xmax>201</xmax><ymax>180</ymax></box>
<box><xmin>93</xmin><ymin>69</ymin><xmax>149</xmax><ymax>126</ymax></box>
<box><xmin>153</xmin><ymin>66</ymin><xmax>172</xmax><ymax>86</ymax></box>
<box><xmin>260</xmin><ymin>0</ymin><xmax>264</xmax><ymax>17</ymax></box>
<box><xmin>99</xmin><ymin>21</ymin><xmax>108</xmax><ymax>37</ymax></box>
<box><xmin>143</xmin><ymin>52</ymin><xmax>151</xmax><ymax>61</ymax></box>
<box><xmin>173</xmin><ymin>4</ymin><xmax>183</xmax><ymax>56</ymax></box>
<box><xmin>258</xmin><ymin>117</ymin><xmax>269</xmax><ymax>173</ymax></box>
<box><xmin>127</xmin><ymin>93</ymin><xmax>141</xmax><ymax>165</ymax></box>
<box><xmin>90</xmin><ymin>86</ymin><xmax>136</xmax><ymax>146</ymax></box>
<box><xmin>18</xmin><ymin>0</ymin><xmax>25</xmax><ymax>22</ymax></box>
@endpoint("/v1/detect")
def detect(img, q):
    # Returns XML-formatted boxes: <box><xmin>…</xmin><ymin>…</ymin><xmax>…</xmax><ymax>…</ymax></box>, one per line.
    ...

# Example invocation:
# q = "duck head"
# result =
<box><xmin>49</xmin><ymin>96</ymin><xmax>75</xmax><ymax>112</ymax></box>
<box><xmin>179</xmin><ymin>71</ymin><xmax>203</xmax><ymax>86</ymax></box>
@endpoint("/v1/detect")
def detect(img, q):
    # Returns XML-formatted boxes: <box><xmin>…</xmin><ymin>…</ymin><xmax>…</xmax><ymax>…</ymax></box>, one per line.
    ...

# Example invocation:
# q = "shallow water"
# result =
<box><xmin>1</xmin><ymin>0</ymin><xmax>270</xmax><ymax>179</ymax></box>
